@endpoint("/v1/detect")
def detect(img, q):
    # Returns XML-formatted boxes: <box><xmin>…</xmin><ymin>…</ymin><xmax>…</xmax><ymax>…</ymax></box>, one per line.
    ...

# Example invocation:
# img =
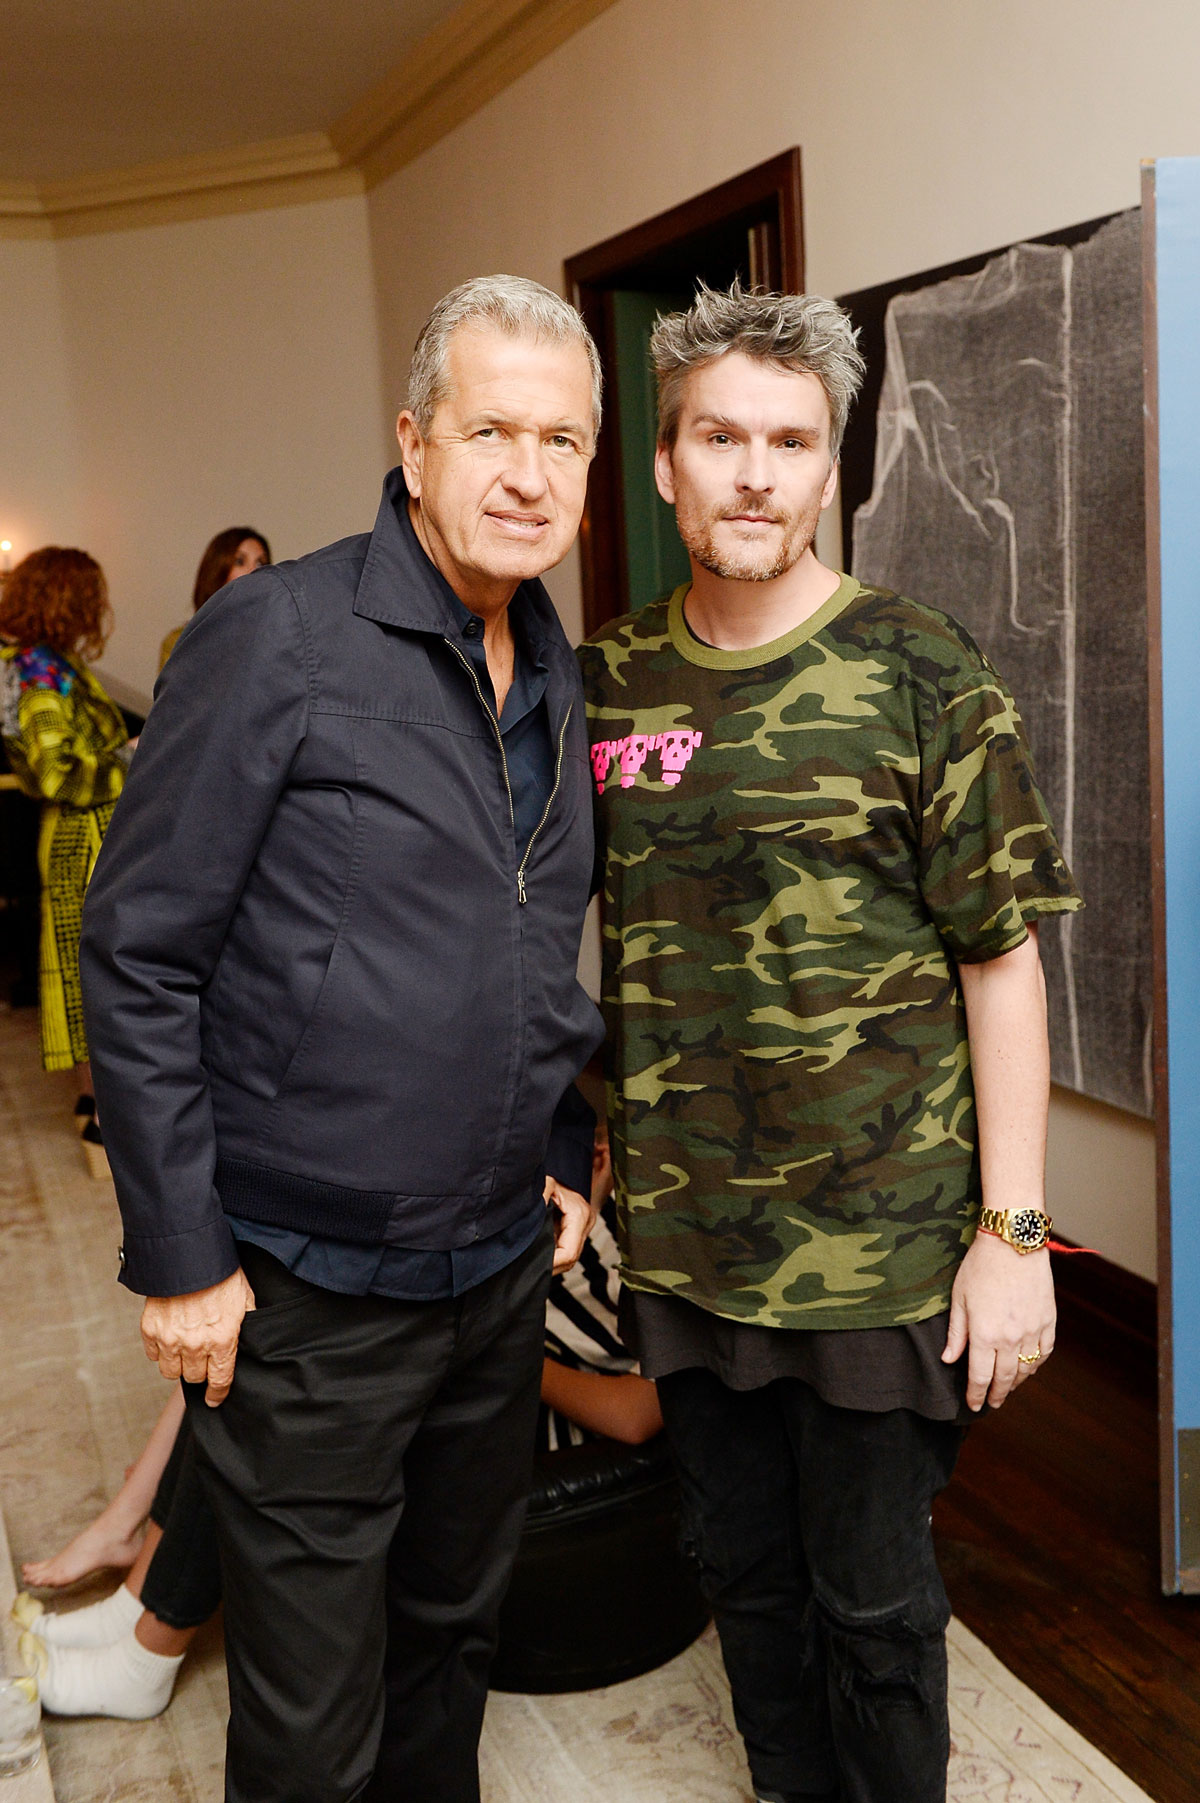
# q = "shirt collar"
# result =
<box><xmin>353</xmin><ymin>465</ymin><xmax>556</xmax><ymax>658</ymax></box>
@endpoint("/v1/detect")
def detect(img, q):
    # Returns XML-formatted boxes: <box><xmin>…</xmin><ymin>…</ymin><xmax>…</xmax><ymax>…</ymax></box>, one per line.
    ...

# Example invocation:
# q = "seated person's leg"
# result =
<box><xmin>14</xmin><ymin>1396</ymin><xmax>193</xmax><ymax>1646</ymax></box>
<box><xmin>19</xmin><ymin>1411</ymin><xmax>221</xmax><ymax>1718</ymax></box>
<box><xmin>19</xmin><ymin>1387</ymin><xmax>185</xmax><ymax>1589</ymax></box>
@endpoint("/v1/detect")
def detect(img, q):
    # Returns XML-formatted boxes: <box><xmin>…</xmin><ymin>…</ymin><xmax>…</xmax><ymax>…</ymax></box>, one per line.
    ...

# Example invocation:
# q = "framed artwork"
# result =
<box><xmin>838</xmin><ymin>210</ymin><xmax>1150</xmax><ymax>1120</ymax></box>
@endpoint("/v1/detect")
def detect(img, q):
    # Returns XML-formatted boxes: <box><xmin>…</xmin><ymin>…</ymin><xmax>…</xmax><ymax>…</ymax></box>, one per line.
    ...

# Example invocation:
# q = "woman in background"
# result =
<box><xmin>157</xmin><ymin>526</ymin><xmax>271</xmax><ymax>671</ymax></box>
<box><xmin>0</xmin><ymin>548</ymin><xmax>134</xmax><ymax>1174</ymax></box>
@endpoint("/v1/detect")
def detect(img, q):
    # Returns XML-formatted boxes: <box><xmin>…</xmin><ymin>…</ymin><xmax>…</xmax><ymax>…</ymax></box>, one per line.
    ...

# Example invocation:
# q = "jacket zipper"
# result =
<box><xmin>445</xmin><ymin>637</ymin><xmax>515</xmax><ymax>825</ymax></box>
<box><xmin>516</xmin><ymin>703</ymin><xmax>571</xmax><ymax>905</ymax></box>
<box><xmin>445</xmin><ymin>640</ymin><xmax>570</xmax><ymax>904</ymax></box>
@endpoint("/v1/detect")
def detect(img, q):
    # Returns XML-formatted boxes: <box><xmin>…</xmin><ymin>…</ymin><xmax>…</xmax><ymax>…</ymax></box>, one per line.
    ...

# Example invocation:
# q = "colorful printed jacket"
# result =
<box><xmin>0</xmin><ymin>644</ymin><xmax>128</xmax><ymax>810</ymax></box>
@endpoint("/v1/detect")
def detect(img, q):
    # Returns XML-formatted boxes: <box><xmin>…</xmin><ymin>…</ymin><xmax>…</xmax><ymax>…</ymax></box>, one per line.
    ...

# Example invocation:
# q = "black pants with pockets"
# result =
<box><xmin>657</xmin><ymin>1368</ymin><xmax>963</xmax><ymax>1803</ymax></box>
<box><xmin>186</xmin><ymin>1221</ymin><xmax>553</xmax><ymax>1803</ymax></box>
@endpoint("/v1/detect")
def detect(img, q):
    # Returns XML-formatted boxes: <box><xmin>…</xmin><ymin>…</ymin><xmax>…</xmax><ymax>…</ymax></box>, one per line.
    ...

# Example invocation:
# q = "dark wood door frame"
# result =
<box><xmin>565</xmin><ymin>149</ymin><xmax>805</xmax><ymax>637</ymax></box>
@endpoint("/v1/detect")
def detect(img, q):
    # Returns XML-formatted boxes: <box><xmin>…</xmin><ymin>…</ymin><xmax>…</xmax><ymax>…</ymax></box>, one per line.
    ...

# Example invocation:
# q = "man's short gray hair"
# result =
<box><xmin>407</xmin><ymin>274</ymin><xmax>602</xmax><ymax>439</ymax></box>
<box><xmin>651</xmin><ymin>279</ymin><xmax>865</xmax><ymax>458</ymax></box>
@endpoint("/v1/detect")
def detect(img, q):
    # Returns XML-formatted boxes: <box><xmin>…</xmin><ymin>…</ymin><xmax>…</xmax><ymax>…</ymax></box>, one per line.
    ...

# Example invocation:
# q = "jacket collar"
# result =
<box><xmin>353</xmin><ymin>465</ymin><xmax>558</xmax><ymax>656</ymax></box>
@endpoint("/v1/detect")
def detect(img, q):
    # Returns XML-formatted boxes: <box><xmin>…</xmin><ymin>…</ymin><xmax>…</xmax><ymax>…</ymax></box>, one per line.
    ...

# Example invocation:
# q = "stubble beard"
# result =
<box><xmin>675</xmin><ymin>490</ymin><xmax>823</xmax><ymax>583</ymax></box>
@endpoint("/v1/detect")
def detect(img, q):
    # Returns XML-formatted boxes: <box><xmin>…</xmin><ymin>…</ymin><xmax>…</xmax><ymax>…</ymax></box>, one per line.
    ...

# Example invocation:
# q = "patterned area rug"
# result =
<box><xmin>481</xmin><ymin>1620</ymin><xmax>1152</xmax><ymax>1803</ymax></box>
<box><xmin>0</xmin><ymin>1003</ymin><xmax>1152</xmax><ymax>1803</ymax></box>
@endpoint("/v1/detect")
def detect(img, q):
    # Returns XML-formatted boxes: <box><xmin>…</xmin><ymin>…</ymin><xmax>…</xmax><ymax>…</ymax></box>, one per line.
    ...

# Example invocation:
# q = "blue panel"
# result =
<box><xmin>1157</xmin><ymin>158</ymin><xmax>1200</xmax><ymax>1435</ymax></box>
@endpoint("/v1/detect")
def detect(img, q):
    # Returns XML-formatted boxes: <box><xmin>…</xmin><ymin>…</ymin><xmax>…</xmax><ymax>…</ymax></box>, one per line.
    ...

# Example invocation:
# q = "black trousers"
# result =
<box><xmin>185</xmin><ymin>1222</ymin><xmax>554</xmax><ymax>1803</ymax></box>
<box><xmin>657</xmin><ymin>1369</ymin><xmax>963</xmax><ymax>1803</ymax></box>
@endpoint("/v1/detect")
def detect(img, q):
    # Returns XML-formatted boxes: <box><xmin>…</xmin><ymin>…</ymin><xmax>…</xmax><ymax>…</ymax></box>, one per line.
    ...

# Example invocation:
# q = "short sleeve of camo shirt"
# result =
<box><xmin>917</xmin><ymin>652</ymin><xmax>1076</xmax><ymax>963</ymax></box>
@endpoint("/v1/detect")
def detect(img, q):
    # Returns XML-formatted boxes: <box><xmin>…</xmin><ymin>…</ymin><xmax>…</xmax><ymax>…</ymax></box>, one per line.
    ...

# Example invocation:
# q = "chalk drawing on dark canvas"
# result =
<box><xmin>841</xmin><ymin>210</ymin><xmax>1150</xmax><ymax>1116</ymax></box>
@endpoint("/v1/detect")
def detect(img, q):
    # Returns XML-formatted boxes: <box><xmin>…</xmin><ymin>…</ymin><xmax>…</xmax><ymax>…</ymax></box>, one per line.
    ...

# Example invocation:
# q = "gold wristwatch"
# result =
<box><xmin>977</xmin><ymin>1205</ymin><xmax>1052</xmax><ymax>1254</ymax></box>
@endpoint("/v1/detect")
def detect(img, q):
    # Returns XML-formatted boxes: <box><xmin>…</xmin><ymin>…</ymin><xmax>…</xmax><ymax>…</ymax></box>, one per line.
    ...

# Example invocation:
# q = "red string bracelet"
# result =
<box><xmin>976</xmin><ymin>1229</ymin><xmax>1101</xmax><ymax>1256</ymax></box>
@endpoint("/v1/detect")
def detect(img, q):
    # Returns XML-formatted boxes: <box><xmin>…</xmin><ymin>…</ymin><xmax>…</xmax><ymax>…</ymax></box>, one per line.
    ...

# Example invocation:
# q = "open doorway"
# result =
<box><xmin>565</xmin><ymin>149</ymin><xmax>804</xmax><ymax>636</ymax></box>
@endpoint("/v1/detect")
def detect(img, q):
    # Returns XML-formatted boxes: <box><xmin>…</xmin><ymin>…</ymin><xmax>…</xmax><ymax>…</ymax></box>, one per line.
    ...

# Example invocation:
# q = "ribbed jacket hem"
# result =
<box><xmin>214</xmin><ymin>1155</ymin><xmax>541</xmax><ymax>1250</ymax></box>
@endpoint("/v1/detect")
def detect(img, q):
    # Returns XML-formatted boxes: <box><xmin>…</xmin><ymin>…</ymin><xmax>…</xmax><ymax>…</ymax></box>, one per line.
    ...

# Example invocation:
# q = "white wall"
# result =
<box><xmin>0</xmin><ymin>240</ymin><xmax>83</xmax><ymax>563</ymax></box>
<box><xmin>1046</xmin><ymin>1089</ymin><xmax>1156</xmax><ymax>1282</ymax></box>
<box><xmin>366</xmin><ymin>0</ymin><xmax>1197</xmax><ymax>1273</ymax></box>
<box><xmin>52</xmin><ymin>195</ymin><xmax>389</xmax><ymax>701</ymax></box>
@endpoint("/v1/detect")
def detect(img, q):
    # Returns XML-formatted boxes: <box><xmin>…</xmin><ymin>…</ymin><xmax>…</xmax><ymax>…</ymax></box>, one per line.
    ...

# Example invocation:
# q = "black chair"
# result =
<box><xmin>491</xmin><ymin>1431</ymin><xmax>709</xmax><ymax>1694</ymax></box>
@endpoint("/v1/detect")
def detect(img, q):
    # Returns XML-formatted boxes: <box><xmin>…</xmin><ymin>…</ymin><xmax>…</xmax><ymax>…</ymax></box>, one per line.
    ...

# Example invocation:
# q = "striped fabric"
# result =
<box><xmin>540</xmin><ymin>1197</ymin><xmax>639</xmax><ymax>1452</ymax></box>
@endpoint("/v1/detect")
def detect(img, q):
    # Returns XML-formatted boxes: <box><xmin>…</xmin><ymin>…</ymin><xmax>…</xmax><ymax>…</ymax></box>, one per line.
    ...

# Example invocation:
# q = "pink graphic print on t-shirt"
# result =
<box><xmin>590</xmin><ymin>729</ymin><xmax>703</xmax><ymax>794</ymax></box>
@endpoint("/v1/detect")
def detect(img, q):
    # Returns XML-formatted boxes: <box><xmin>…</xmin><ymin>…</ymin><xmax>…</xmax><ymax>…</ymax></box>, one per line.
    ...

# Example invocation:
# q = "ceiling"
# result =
<box><xmin>2</xmin><ymin>0</ymin><xmax>465</xmax><ymax>182</ymax></box>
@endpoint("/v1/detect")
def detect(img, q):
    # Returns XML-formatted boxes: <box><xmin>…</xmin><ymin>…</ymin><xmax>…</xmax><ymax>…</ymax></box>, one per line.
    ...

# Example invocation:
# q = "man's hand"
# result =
<box><xmin>543</xmin><ymin>1177</ymin><xmax>597</xmax><ymax>1273</ymax></box>
<box><xmin>140</xmin><ymin>1267</ymin><xmax>256</xmax><ymax>1408</ymax></box>
<box><xmin>941</xmin><ymin>1231</ymin><xmax>1055</xmax><ymax>1412</ymax></box>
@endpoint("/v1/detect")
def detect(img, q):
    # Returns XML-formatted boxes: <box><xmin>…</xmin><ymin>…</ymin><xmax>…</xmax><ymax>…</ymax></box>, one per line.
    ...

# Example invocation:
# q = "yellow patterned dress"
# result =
<box><xmin>0</xmin><ymin>644</ymin><xmax>129</xmax><ymax>1070</ymax></box>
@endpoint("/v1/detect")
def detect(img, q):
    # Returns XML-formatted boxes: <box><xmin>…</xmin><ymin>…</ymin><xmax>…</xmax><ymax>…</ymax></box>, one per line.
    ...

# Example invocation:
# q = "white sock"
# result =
<box><xmin>20</xmin><ymin>1627</ymin><xmax>183</xmax><ymax>1720</ymax></box>
<box><xmin>17</xmin><ymin>1581</ymin><xmax>143</xmax><ymax>1648</ymax></box>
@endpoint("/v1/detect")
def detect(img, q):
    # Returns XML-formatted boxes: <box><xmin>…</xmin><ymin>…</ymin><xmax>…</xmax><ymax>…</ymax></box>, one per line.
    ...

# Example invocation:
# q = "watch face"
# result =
<box><xmin>1010</xmin><ymin>1208</ymin><xmax>1049</xmax><ymax>1249</ymax></box>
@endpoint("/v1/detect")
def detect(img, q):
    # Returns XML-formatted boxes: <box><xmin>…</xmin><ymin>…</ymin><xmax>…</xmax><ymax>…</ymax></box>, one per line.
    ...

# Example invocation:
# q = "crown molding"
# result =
<box><xmin>50</xmin><ymin>166</ymin><xmax>366</xmax><ymax>239</ymax></box>
<box><xmin>0</xmin><ymin>134</ymin><xmax>362</xmax><ymax>240</ymax></box>
<box><xmin>42</xmin><ymin>133</ymin><xmax>344</xmax><ymax>215</ymax></box>
<box><xmin>0</xmin><ymin>182</ymin><xmax>52</xmax><ymax>240</ymax></box>
<box><xmin>331</xmin><ymin>0</ymin><xmax>621</xmax><ymax>187</ymax></box>
<box><xmin>0</xmin><ymin>0</ymin><xmax>614</xmax><ymax>240</ymax></box>
<box><xmin>0</xmin><ymin>181</ymin><xmax>43</xmax><ymax>216</ymax></box>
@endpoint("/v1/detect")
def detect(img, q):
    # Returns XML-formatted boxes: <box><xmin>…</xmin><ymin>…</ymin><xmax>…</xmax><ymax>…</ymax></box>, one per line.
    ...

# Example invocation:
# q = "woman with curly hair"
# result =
<box><xmin>157</xmin><ymin>526</ymin><xmax>270</xmax><ymax>671</ymax></box>
<box><xmin>0</xmin><ymin>547</ymin><xmax>134</xmax><ymax>1174</ymax></box>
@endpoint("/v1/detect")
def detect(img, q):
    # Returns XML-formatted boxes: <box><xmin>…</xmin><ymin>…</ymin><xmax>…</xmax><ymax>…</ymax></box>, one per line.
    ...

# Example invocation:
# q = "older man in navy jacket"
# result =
<box><xmin>80</xmin><ymin>275</ymin><xmax>604</xmax><ymax>1803</ymax></box>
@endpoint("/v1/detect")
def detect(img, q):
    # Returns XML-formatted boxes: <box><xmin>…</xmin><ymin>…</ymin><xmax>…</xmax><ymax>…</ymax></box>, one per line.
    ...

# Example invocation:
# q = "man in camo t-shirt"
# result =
<box><xmin>579</xmin><ymin>283</ymin><xmax>1081</xmax><ymax>1803</ymax></box>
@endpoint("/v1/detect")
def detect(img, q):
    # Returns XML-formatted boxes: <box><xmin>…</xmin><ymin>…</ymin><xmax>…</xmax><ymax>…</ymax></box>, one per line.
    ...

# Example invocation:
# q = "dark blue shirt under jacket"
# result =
<box><xmin>227</xmin><ymin>580</ymin><xmax>562</xmax><ymax>1300</ymax></box>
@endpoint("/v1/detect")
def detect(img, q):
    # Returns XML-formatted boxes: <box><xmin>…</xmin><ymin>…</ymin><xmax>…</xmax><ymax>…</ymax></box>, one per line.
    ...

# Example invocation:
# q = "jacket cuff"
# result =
<box><xmin>117</xmin><ymin>1215</ymin><xmax>241</xmax><ymax>1298</ymax></box>
<box><xmin>545</xmin><ymin>1084</ymin><xmax>597</xmax><ymax>1202</ymax></box>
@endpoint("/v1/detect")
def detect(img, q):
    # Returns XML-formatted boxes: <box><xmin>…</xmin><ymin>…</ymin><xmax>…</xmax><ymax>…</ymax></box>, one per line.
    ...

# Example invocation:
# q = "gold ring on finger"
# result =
<box><xmin>1017</xmin><ymin>1346</ymin><xmax>1043</xmax><ymax>1365</ymax></box>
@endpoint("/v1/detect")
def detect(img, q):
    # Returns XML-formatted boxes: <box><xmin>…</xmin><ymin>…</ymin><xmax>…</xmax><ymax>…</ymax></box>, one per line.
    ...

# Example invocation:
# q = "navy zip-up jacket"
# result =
<box><xmin>80</xmin><ymin>470</ymin><xmax>603</xmax><ymax>1297</ymax></box>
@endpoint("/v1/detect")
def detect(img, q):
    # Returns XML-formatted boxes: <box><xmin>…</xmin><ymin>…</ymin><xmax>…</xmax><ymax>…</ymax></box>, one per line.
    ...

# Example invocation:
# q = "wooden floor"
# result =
<box><xmin>935</xmin><ymin>1255</ymin><xmax>1198</xmax><ymax>1803</ymax></box>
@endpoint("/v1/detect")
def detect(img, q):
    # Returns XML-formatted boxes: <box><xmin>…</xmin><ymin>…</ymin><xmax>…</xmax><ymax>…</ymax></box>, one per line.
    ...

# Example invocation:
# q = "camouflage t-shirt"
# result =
<box><xmin>579</xmin><ymin>575</ymin><xmax>1082</xmax><ymax>1332</ymax></box>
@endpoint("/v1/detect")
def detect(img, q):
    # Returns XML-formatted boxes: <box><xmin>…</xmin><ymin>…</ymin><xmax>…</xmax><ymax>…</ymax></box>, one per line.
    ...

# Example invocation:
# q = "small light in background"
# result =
<box><xmin>0</xmin><ymin>540</ymin><xmax>11</xmax><ymax>573</ymax></box>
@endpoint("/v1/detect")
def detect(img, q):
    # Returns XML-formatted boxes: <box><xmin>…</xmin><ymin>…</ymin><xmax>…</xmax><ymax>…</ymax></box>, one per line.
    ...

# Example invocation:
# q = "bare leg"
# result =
<box><xmin>135</xmin><ymin>1610</ymin><xmax>197</xmax><ymax>1658</ymax></box>
<box><xmin>121</xmin><ymin>1522</ymin><xmax>162</xmax><ymax>1601</ymax></box>
<box><xmin>22</xmin><ymin>1392</ymin><xmax>184</xmax><ymax>1588</ymax></box>
<box><xmin>15</xmin><ymin>1524</ymin><xmax>163</xmax><ymax>1647</ymax></box>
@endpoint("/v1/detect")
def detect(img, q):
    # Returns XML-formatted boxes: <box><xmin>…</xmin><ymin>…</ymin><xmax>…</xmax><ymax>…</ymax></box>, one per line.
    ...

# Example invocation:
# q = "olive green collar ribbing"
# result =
<box><xmin>666</xmin><ymin>571</ymin><xmax>863</xmax><ymax>670</ymax></box>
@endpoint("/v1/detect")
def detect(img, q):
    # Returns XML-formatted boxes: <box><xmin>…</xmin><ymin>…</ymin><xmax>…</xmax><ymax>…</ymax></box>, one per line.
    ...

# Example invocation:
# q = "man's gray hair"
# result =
<box><xmin>407</xmin><ymin>274</ymin><xmax>602</xmax><ymax>438</ymax></box>
<box><xmin>651</xmin><ymin>279</ymin><xmax>865</xmax><ymax>457</ymax></box>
